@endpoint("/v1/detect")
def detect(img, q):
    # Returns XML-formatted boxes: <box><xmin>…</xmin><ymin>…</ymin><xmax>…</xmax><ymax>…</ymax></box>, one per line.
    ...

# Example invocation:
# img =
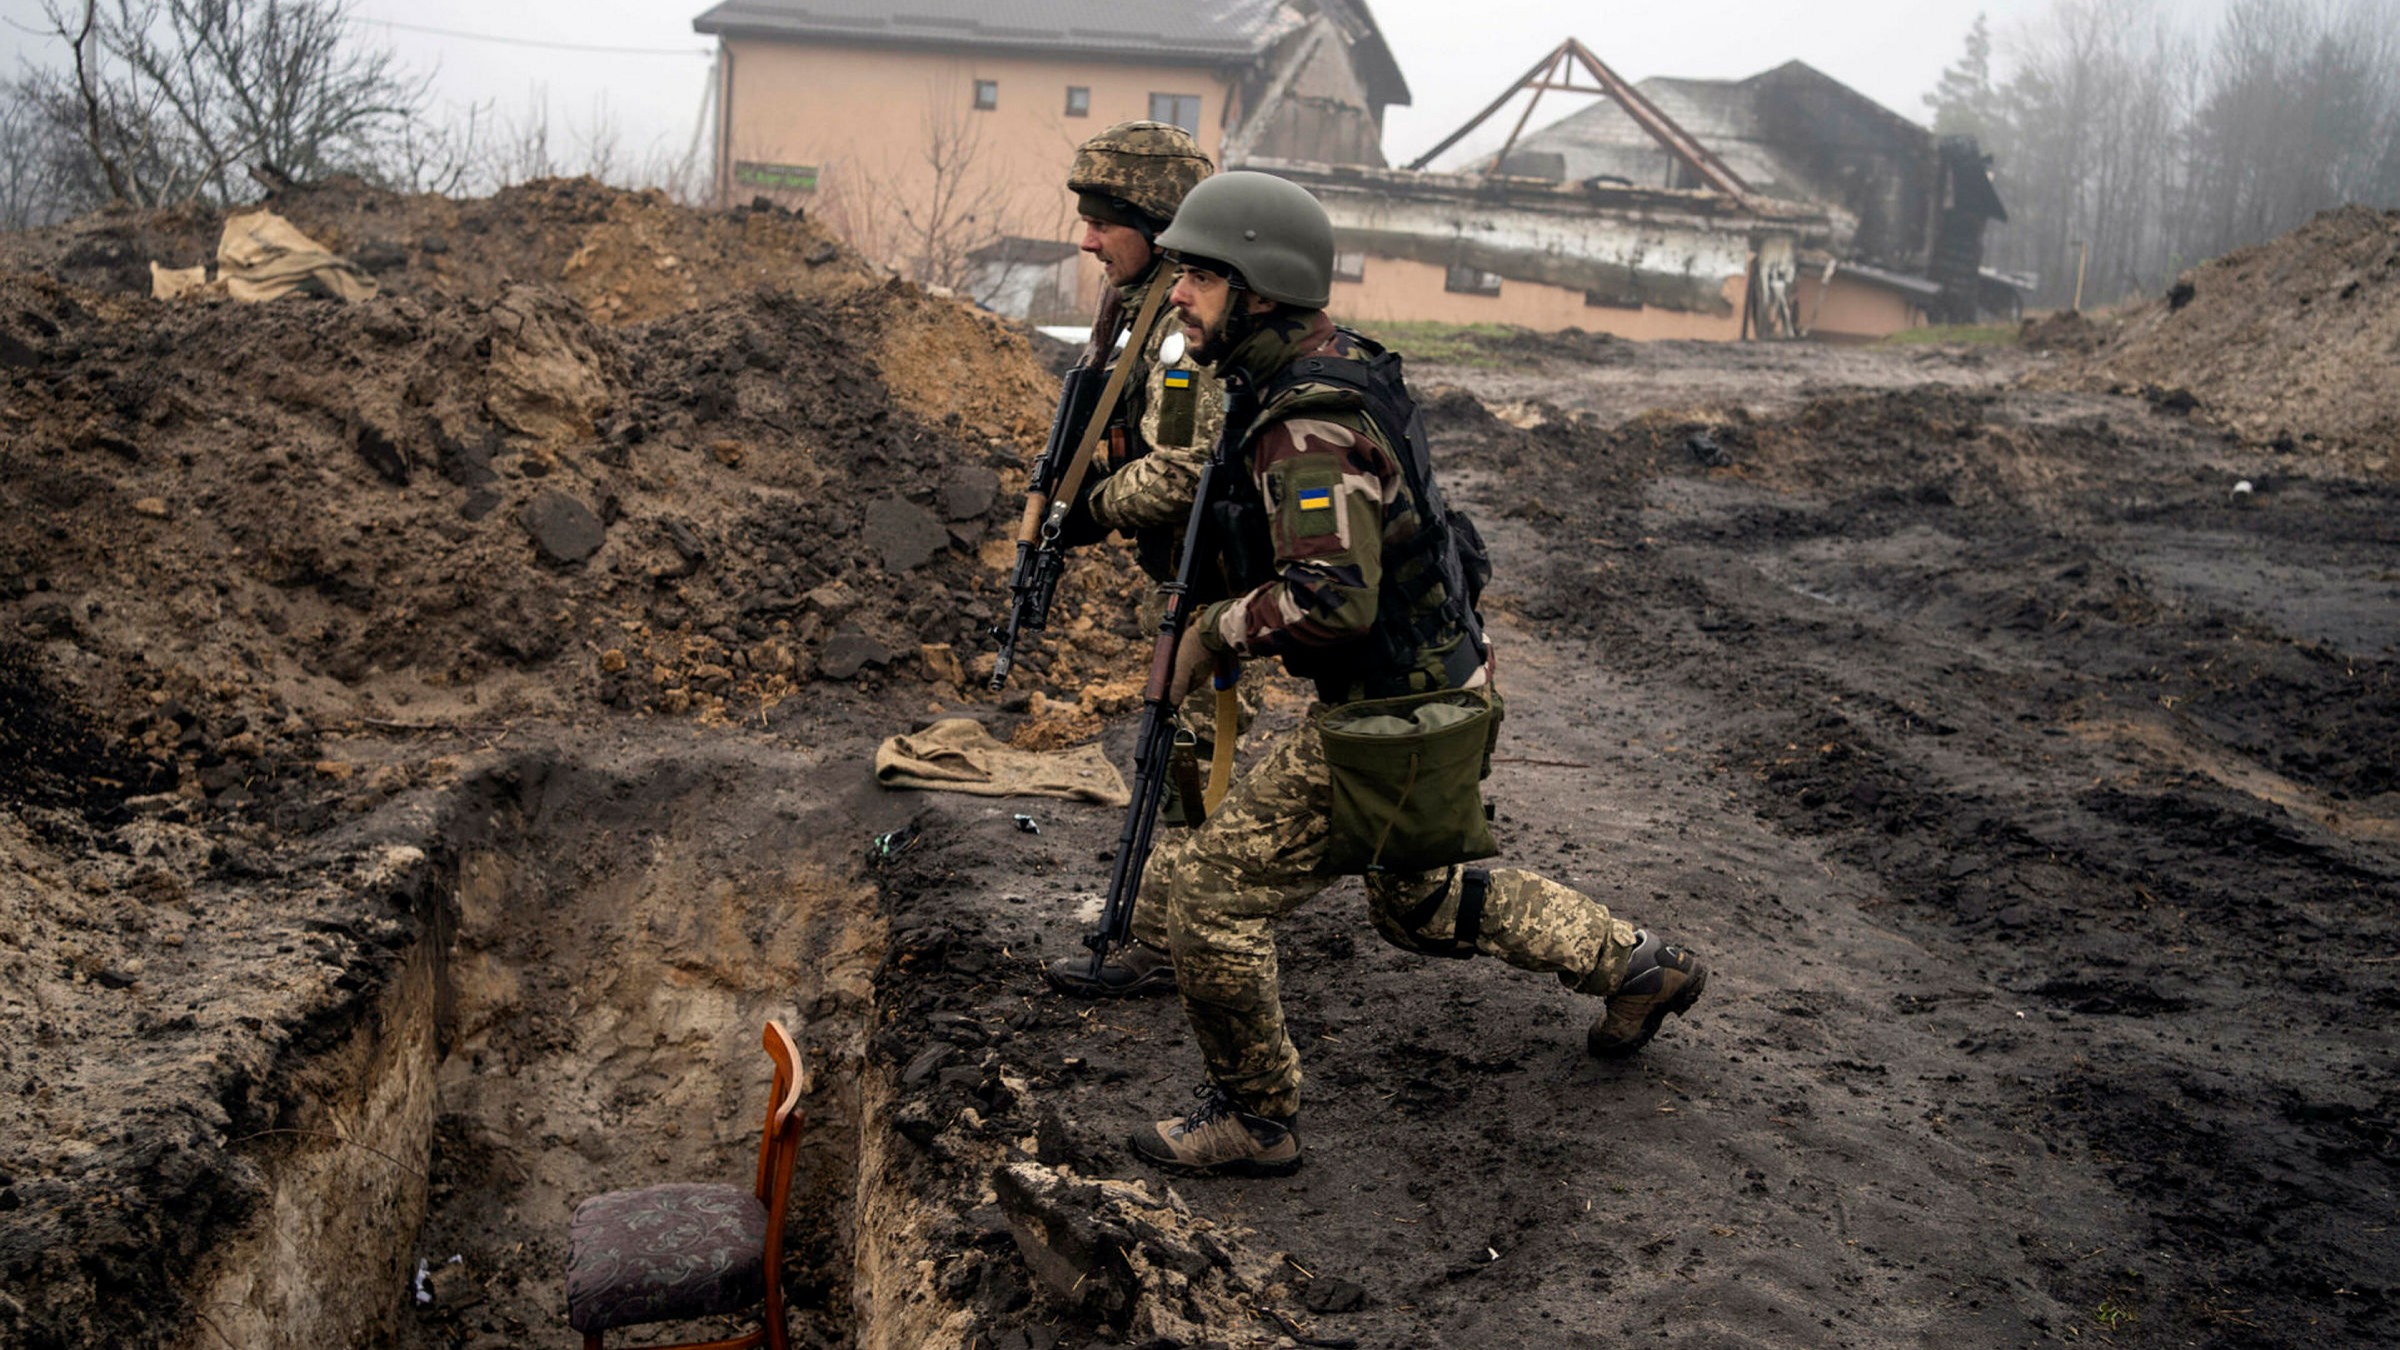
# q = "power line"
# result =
<box><xmin>349</xmin><ymin>15</ymin><xmax>711</xmax><ymax>58</ymax></box>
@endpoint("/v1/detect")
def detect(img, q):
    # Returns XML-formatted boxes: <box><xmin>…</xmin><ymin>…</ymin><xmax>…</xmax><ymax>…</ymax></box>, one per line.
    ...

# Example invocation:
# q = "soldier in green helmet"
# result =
<box><xmin>1040</xmin><ymin>121</ymin><xmax>1253</xmax><ymax>999</ymax></box>
<box><xmin>1105</xmin><ymin>170</ymin><xmax>1711</xmax><ymax>1177</ymax></box>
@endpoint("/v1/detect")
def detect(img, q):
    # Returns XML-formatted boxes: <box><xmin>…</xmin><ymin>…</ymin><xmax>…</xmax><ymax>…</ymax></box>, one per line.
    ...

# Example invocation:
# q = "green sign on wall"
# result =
<box><xmin>733</xmin><ymin>161</ymin><xmax>819</xmax><ymax>193</ymax></box>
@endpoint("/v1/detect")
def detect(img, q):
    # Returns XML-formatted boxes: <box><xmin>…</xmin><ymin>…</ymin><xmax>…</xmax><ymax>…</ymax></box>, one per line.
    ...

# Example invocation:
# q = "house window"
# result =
<box><xmin>1445</xmin><ymin>265</ymin><xmax>1502</xmax><ymax>297</ymax></box>
<box><xmin>1332</xmin><ymin>249</ymin><xmax>1366</xmax><ymax>283</ymax></box>
<box><xmin>1149</xmin><ymin>93</ymin><xmax>1201</xmax><ymax>132</ymax></box>
<box><xmin>973</xmin><ymin>79</ymin><xmax>998</xmax><ymax>111</ymax></box>
<box><xmin>1065</xmin><ymin>86</ymin><xmax>1090</xmax><ymax>117</ymax></box>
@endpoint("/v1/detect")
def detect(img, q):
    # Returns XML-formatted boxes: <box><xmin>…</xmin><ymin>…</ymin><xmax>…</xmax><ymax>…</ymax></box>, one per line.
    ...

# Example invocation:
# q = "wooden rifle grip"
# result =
<box><xmin>1142</xmin><ymin>612</ymin><xmax>1182</xmax><ymax>700</ymax></box>
<box><xmin>1014</xmin><ymin>492</ymin><xmax>1048</xmax><ymax>546</ymax></box>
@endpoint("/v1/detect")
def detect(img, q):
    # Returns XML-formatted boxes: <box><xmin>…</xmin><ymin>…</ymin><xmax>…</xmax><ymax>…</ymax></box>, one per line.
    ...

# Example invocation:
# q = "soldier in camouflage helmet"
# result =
<box><xmin>1109</xmin><ymin>171</ymin><xmax>1711</xmax><ymax>1177</ymax></box>
<box><xmin>1042</xmin><ymin>121</ymin><xmax>1256</xmax><ymax>1000</ymax></box>
<box><xmin>1060</xmin><ymin>120</ymin><xmax>1227</xmax><ymax>575</ymax></box>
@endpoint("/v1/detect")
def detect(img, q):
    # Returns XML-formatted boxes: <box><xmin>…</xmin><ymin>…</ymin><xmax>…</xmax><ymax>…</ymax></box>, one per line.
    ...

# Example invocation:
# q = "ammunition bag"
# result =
<box><xmin>1315</xmin><ymin>687</ymin><xmax>1503</xmax><ymax>875</ymax></box>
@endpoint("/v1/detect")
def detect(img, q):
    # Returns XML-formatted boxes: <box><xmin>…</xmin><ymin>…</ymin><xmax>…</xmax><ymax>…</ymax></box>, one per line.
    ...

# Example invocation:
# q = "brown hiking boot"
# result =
<box><xmin>1128</xmin><ymin>1085</ymin><xmax>1302</xmax><ymax>1177</ymax></box>
<box><xmin>1587</xmin><ymin>930</ymin><xmax>1707</xmax><ymax>1059</ymax></box>
<box><xmin>1045</xmin><ymin>941</ymin><xmax>1177</xmax><ymax>997</ymax></box>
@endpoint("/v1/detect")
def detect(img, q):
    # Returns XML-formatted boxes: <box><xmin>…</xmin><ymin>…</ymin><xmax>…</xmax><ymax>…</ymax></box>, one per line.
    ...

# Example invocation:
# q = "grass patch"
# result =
<box><xmin>2093</xmin><ymin>1298</ymin><xmax>2138</xmax><ymax>1331</ymax></box>
<box><xmin>1879</xmin><ymin>323</ymin><xmax>2020</xmax><ymax>348</ymax></box>
<box><xmin>1349</xmin><ymin>320</ymin><xmax>1528</xmax><ymax>368</ymax></box>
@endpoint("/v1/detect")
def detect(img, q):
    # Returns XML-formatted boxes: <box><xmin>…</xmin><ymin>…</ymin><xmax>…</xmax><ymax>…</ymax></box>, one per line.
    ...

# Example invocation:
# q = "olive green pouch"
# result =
<box><xmin>1315</xmin><ymin>688</ymin><xmax>1504</xmax><ymax>874</ymax></box>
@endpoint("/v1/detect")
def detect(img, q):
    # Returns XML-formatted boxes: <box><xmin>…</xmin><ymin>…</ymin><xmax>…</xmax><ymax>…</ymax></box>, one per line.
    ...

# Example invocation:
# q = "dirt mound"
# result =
<box><xmin>2061</xmin><ymin>205</ymin><xmax>2400</xmax><ymax>467</ymax></box>
<box><xmin>0</xmin><ymin>176</ymin><xmax>870</xmax><ymax>326</ymax></box>
<box><xmin>0</xmin><ymin>180</ymin><xmax>1166</xmax><ymax>1347</ymax></box>
<box><xmin>0</xmin><ymin>183</ymin><xmax>1143</xmax><ymax>839</ymax></box>
<box><xmin>2017</xmin><ymin>307</ymin><xmax>2111</xmax><ymax>355</ymax></box>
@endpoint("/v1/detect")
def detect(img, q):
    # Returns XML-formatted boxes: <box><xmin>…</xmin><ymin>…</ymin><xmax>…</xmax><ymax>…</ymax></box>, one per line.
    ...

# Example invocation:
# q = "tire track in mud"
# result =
<box><xmin>1491</xmin><ymin>383</ymin><xmax>2400</xmax><ymax>1345</ymax></box>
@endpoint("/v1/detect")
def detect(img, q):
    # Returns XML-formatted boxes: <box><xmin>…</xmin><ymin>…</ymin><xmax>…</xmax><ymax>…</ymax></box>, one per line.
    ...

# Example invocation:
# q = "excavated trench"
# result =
<box><xmin>187</xmin><ymin>737</ymin><xmax>899</xmax><ymax>1349</ymax></box>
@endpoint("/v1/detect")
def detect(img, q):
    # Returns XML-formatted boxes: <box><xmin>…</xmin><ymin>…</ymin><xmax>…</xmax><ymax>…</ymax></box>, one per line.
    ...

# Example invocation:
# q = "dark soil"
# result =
<box><xmin>3</xmin><ymin>188</ymin><xmax>2395</xmax><ymax>1350</ymax></box>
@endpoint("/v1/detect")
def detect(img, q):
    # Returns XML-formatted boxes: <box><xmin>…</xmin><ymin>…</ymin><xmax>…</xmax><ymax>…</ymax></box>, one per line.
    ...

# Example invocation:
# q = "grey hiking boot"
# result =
<box><xmin>1045</xmin><ymin>941</ymin><xmax>1177</xmax><ymax>997</ymax></box>
<box><xmin>1588</xmin><ymin>930</ymin><xmax>1708</xmax><ymax>1059</ymax></box>
<box><xmin>1128</xmin><ymin>1084</ymin><xmax>1302</xmax><ymax>1177</ymax></box>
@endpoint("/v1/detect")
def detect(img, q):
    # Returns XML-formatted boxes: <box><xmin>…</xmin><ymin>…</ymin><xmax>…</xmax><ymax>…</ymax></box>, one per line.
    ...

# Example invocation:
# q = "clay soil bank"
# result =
<box><xmin>2</xmin><ymin>187</ymin><xmax>2396</xmax><ymax>1349</ymax></box>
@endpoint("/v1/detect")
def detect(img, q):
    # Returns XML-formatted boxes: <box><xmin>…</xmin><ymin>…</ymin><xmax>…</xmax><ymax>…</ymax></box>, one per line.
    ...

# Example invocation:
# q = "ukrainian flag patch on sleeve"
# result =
<box><xmin>1282</xmin><ymin>466</ymin><xmax>1344</xmax><ymax>539</ymax></box>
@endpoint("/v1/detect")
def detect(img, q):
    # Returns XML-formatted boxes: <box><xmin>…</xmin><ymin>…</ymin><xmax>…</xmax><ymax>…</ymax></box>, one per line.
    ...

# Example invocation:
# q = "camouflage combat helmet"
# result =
<box><xmin>1154</xmin><ymin>170</ymin><xmax>1336</xmax><ymax>309</ymax></box>
<box><xmin>1068</xmin><ymin>121</ymin><xmax>1214</xmax><ymax>230</ymax></box>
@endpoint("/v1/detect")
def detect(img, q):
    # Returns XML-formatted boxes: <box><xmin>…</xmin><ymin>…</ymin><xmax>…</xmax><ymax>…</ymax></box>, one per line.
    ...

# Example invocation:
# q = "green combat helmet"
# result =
<box><xmin>1154</xmin><ymin>170</ymin><xmax>1336</xmax><ymax>309</ymax></box>
<box><xmin>1068</xmin><ymin>121</ymin><xmax>1215</xmax><ymax>233</ymax></box>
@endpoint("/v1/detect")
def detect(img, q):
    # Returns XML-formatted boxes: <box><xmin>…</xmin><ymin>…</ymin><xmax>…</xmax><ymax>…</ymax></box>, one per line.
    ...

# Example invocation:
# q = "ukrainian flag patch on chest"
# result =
<box><xmin>1297</xmin><ymin>486</ymin><xmax>1334</xmax><ymax>512</ymax></box>
<box><xmin>1163</xmin><ymin>368</ymin><xmax>1194</xmax><ymax>390</ymax></box>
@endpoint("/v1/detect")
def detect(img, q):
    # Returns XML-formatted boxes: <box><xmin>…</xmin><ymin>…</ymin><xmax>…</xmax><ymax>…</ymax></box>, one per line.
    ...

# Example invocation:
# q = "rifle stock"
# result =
<box><xmin>987</xmin><ymin>276</ymin><xmax>1171</xmax><ymax>692</ymax></box>
<box><xmin>988</xmin><ymin>363</ymin><xmax>1103</xmax><ymax>690</ymax></box>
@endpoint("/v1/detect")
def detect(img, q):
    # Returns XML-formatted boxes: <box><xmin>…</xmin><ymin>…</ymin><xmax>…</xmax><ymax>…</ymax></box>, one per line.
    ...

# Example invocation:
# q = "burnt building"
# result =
<box><xmin>1504</xmin><ymin>59</ymin><xmax>2009</xmax><ymax>326</ymax></box>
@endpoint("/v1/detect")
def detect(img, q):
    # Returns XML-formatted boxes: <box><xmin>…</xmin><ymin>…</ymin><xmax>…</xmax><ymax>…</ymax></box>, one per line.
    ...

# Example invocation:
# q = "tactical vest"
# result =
<box><xmin>1217</xmin><ymin>331</ymin><xmax>1492</xmax><ymax>700</ymax></box>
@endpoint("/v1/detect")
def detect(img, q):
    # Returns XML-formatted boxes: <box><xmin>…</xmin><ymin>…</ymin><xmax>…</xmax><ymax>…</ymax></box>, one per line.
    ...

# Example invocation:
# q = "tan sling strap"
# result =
<box><xmin>1012</xmin><ymin>271</ymin><xmax>1177</xmax><ymax>548</ymax></box>
<box><xmin>1205</xmin><ymin>680</ymin><xmax>1238</xmax><ymax>815</ymax></box>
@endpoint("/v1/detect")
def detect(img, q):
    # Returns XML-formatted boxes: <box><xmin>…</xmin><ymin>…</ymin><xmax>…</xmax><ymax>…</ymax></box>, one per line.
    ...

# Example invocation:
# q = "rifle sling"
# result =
<box><xmin>1205</xmin><ymin>683</ymin><xmax>1237</xmax><ymax>815</ymax></box>
<box><xmin>1025</xmin><ymin>272</ymin><xmax>1175</xmax><ymax>545</ymax></box>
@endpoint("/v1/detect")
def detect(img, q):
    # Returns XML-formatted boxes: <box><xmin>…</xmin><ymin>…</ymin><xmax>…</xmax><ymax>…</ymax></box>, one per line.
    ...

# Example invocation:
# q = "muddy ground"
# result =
<box><xmin>2</xmin><ymin>186</ymin><xmax>2396</xmax><ymax>1349</ymax></box>
<box><xmin>861</xmin><ymin>347</ymin><xmax>2398</xmax><ymax>1350</ymax></box>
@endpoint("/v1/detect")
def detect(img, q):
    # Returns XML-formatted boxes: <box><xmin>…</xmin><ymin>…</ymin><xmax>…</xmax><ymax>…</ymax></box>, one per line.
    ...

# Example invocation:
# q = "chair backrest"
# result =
<box><xmin>753</xmin><ymin>1021</ymin><xmax>808</xmax><ymax>1274</ymax></box>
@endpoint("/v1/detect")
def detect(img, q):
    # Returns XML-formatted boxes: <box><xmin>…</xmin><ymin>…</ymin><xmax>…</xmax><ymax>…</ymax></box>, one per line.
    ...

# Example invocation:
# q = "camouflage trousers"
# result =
<box><xmin>1122</xmin><ymin>670</ymin><xmax>1258</xmax><ymax>950</ymax></box>
<box><xmin>1121</xmin><ymin>585</ymin><xmax>1263</xmax><ymax>950</ymax></box>
<box><xmin>1142</xmin><ymin>707</ymin><xmax>1640</xmax><ymax>1120</ymax></box>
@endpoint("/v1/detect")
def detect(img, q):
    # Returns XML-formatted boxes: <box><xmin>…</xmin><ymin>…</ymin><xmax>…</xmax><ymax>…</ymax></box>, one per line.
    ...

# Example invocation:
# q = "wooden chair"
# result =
<box><xmin>567</xmin><ymin>1021</ymin><xmax>808</xmax><ymax>1350</ymax></box>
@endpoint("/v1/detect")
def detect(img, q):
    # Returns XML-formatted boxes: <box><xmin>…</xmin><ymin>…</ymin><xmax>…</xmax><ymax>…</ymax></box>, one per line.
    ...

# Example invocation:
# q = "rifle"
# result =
<box><xmin>987</xmin><ymin>363</ymin><xmax>1102</xmax><ymax>690</ymax></box>
<box><xmin>987</xmin><ymin>275</ymin><xmax>1173</xmax><ymax>691</ymax></box>
<box><xmin>1082</xmin><ymin>371</ymin><xmax>1254</xmax><ymax>976</ymax></box>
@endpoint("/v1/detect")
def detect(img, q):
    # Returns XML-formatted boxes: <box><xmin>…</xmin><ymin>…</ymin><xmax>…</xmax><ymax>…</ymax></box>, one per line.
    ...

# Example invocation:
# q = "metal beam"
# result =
<box><xmin>1403</xmin><ymin>36</ymin><xmax>1755</xmax><ymax>205</ymax></box>
<box><xmin>1402</xmin><ymin>41</ymin><xmax>1575</xmax><ymax>171</ymax></box>
<box><xmin>1560</xmin><ymin>37</ymin><xmax>1751</xmax><ymax>199</ymax></box>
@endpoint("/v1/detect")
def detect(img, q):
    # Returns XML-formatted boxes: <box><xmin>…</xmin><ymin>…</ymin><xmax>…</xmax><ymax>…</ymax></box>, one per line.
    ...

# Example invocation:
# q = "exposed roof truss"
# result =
<box><xmin>1407</xmin><ymin>37</ymin><xmax>1753</xmax><ymax>202</ymax></box>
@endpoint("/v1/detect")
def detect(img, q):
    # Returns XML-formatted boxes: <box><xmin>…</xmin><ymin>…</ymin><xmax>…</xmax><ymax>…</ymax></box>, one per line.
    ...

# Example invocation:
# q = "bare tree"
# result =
<box><xmin>1965</xmin><ymin>0</ymin><xmax>2400</xmax><ymax>307</ymax></box>
<box><xmin>0</xmin><ymin>77</ymin><xmax>82</xmax><ymax>229</ymax></box>
<box><xmin>15</xmin><ymin>0</ymin><xmax>427</xmax><ymax>209</ymax></box>
<box><xmin>817</xmin><ymin>87</ymin><xmax>1055</xmax><ymax>305</ymax></box>
<box><xmin>392</xmin><ymin>87</ymin><xmax>704</xmax><ymax>202</ymax></box>
<box><xmin>379</xmin><ymin>98</ymin><xmax>490</xmax><ymax>197</ymax></box>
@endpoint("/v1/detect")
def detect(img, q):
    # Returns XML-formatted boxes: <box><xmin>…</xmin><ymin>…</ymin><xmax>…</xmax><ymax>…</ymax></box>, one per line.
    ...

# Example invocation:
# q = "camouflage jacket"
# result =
<box><xmin>1090</xmin><ymin>262</ymin><xmax>1226</xmax><ymax>575</ymax></box>
<box><xmin>1191</xmin><ymin>310</ymin><xmax>1488</xmax><ymax>702</ymax></box>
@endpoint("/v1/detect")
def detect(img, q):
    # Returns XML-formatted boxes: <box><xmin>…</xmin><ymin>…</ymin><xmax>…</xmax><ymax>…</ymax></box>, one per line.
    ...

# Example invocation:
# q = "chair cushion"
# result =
<box><xmin>567</xmin><ymin>1182</ymin><xmax>770</xmax><ymax>1333</ymax></box>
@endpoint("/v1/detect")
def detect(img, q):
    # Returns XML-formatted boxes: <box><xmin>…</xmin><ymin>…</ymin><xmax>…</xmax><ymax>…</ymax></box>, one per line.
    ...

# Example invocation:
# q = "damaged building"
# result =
<box><xmin>692</xmin><ymin>4</ymin><xmax>2005</xmax><ymax>339</ymax></box>
<box><xmin>1269</xmin><ymin>40</ymin><xmax>2010</xmax><ymax>340</ymax></box>
<box><xmin>1468</xmin><ymin>52</ymin><xmax>2012</xmax><ymax>336</ymax></box>
<box><xmin>690</xmin><ymin>0</ymin><xmax>1406</xmax><ymax>322</ymax></box>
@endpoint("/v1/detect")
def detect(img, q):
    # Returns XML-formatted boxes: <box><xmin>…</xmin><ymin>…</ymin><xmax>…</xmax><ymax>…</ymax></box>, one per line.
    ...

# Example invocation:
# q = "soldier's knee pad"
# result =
<box><xmin>1371</xmin><ymin>866</ymin><xmax>1491</xmax><ymax>959</ymax></box>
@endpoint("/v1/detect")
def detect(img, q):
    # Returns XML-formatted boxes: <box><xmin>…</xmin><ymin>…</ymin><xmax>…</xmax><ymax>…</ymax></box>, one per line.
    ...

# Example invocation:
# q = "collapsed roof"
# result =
<box><xmin>1498</xmin><ymin>60</ymin><xmax>2006</xmax><ymax>277</ymax></box>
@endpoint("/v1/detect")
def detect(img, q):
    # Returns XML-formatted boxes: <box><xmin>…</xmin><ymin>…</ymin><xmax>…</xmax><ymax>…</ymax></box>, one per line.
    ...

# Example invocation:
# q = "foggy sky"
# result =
<box><xmin>2</xmin><ymin>0</ymin><xmax>2237</xmax><ymax>181</ymax></box>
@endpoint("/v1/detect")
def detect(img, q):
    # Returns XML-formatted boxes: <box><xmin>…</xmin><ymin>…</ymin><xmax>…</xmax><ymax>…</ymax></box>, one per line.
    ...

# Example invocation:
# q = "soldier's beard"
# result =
<box><xmin>1186</xmin><ymin>303</ymin><xmax>1247</xmax><ymax>368</ymax></box>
